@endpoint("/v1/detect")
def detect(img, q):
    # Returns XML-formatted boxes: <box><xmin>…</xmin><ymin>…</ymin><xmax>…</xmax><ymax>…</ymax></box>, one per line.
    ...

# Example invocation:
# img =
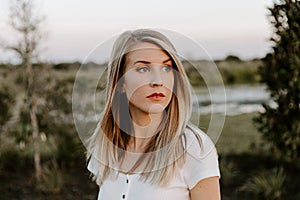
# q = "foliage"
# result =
<box><xmin>52</xmin><ymin>126</ymin><xmax>83</xmax><ymax>163</ymax></box>
<box><xmin>38</xmin><ymin>160</ymin><xmax>64</xmax><ymax>194</ymax></box>
<box><xmin>182</xmin><ymin>59</ymin><xmax>261</xmax><ymax>86</ymax></box>
<box><xmin>0</xmin><ymin>85</ymin><xmax>15</xmax><ymax>125</ymax></box>
<box><xmin>254</xmin><ymin>0</ymin><xmax>300</xmax><ymax>160</ymax></box>
<box><xmin>215</xmin><ymin>60</ymin><xmax>261</xmax><ymax>85</ymax></box>
<box><xmin>219</xmin><ymin>157</ymin><xmax>240</xmax><ymax>187</ymax></box>
<box><xmin>2</xmin><ymin>0</ymin><xmax>48</xmax><ymax>181</ymax></box>
<box><xmin>220</xmin><ymin>67</ymin><xmax>258</xmax><ymax>84</ymax></box>
<box><xmin>238</xmin><ymin>167</ymin><xmax>286</xmax><ymax>200</ymax></box>
<box><xmin>53</xmin><ymin>62</ymin><xmax>81</xmax><ymax>70</ymax></box>
<box><xmin>182</xmin><ymin>60</ymin><xmax>205</xmax><ymax>86</ymax></box>
<box><xmin>4</xmin><ymin>64</ymin><xmax>82</xmax><ymax>168</ymax></box>
<box><xmin>0</xmin><ymin>145</ymin><xmax>30</xmax><ymax>173</ymax></box>
<box><xmin>25</xmin><ymin>68</ymin><xmax>79</xmax><ymax>162</ymax></box>
<box><xmin>225</xmin><ymin>55</ymin><xmax>242</xmax><ymax>62</ymax></box>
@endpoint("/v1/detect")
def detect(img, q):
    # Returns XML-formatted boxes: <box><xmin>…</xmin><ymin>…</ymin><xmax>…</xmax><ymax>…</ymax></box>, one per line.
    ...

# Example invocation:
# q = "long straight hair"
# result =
<box><xmin>87</xmin><ymin>29</ymin><xmax>193</xmax><ymax>186</ymax></box>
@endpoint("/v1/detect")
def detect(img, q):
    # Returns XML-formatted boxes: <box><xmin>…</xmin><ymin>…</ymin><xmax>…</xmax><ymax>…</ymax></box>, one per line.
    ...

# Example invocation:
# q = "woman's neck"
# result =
<box><xmin>128</xmin><ymin>110</ymin><xmax>164</xmax><ymax>153</ymax></box>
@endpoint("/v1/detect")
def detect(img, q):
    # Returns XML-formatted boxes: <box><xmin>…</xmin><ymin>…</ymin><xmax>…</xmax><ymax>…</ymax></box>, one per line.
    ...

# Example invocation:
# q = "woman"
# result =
<box><xmin>87</xmin><ymin>29</ymin><xmax>221</xmax><ymax>199</ymax></box>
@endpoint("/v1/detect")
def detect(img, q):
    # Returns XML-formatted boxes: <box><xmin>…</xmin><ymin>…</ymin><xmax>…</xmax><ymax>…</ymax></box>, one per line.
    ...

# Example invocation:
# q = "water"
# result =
<box><xmin>73</xmin><ymin>85</ymin><xmax>272</xmax><ymax>123</ymax></box>
<box><xmin>193</xmin><ymin>85</ymin><xmax>271</xmax><ymax>116</ymax></box>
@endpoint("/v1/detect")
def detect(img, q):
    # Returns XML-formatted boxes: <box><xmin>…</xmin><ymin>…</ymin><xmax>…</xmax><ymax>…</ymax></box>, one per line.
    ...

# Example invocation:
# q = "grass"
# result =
<box><xmin>1</xmin><ymin>112</ymin><xmax>299</xmax><ymax>199</ymax></box>
<box><xmin>196</xmin><ymin>113</ymin><xmax>263</xmax><ymax>155</ymax></box>
<box><xmin>1</xmin><ymin>62</ymin><xmax>298</xmax><ymax>199</ymax></box>
<box><xmin>183</xmin><ymin>59</ymin><xmax>262</xmax><ymax>86</ymax></box>
<box><xmin>216</xmin><ymin>113</ymin><xmax>263</xmax><ymax>154</ymax></box>
<box><xmin>0</xmin><ymin>165</ymin><xmax>98</xmax><ymax>200</ymax></box>
<box><xmin>238</xmin><ymin>167</ymin><xmax>286</xmax><ymax>199</ymax></box>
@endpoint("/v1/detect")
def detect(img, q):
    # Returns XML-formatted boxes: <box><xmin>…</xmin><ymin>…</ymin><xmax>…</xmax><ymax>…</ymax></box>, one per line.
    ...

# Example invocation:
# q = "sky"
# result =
<box><xmin>0</xmin><ymin>0</ymin><xmax>274</xmax><ymax>63</ymax></box>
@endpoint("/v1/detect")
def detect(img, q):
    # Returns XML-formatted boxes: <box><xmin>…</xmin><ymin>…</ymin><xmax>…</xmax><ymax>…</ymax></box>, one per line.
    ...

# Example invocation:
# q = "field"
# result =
<box><xmin>0</xmin><ymin>60</ymin><xmax>299</xmax><ymax>199</ymax></box>
<box><xmin>200</xmin><ymin>113</ymin><xmax>263</xmax><ymax>155</ymax></box>
<box><xmin>0</xmin><ymin>112</ymin><xmax>280</xmax><ymax>200</ymax></box>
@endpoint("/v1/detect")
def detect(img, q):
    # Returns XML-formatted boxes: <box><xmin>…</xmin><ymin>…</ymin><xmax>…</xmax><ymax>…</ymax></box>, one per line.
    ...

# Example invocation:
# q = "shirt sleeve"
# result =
<box><xmin>182</xmin><ymin>128</ymin><xmax>220</xmax><ymax>189</ymax></box>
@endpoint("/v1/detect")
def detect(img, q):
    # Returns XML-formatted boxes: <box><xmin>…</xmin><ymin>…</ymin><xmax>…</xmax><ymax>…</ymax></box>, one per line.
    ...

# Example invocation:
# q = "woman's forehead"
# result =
<box><xmin>129</xmin><ymin>41</ymin><xmax>160</xmax><ymax>51</ymax></box>
<box><xmin>126</xmin><ymin>42</ymin><xmax>171</xmax><ymax>64</ymax></box>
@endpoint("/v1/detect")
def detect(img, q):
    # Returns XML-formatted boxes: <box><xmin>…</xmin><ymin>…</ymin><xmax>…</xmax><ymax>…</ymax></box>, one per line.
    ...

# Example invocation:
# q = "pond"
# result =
<box><xmin>193</xmin><ymin>84</ymin><xmax>271</xmax><ymax>116</ymax></box>
<box><xmin>73</xmin><ymin>84</ymin><xmax>273</xmax><ymax>125</ymax></box>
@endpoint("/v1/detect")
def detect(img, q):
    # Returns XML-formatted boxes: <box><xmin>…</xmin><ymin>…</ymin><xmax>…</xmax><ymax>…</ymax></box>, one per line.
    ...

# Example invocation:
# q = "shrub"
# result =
<box><xmin>38</xmin><ymin>159</ymin><xmax>63</xmax><ymax>194</ymax></box>
<box><xmin>0</xmin><ymin>146</ymin><xmax>30</xmax><ymax>172</ymax></box>
<box><xmin>225</xmin><ymin>55</ymin><xmax>242</xmax><ymax>62</ymax></box>
<box><xmin>0</xmin><ymin>85</ymin><xmax>15</xmax><ymax>125</ymax></box>
<box><xmin>238</xmin><ymin>167</ymin><xmax>286</xmax><ymax>200</ymax></box>
<box><xmin>254</xmin><ymin>0</ymin><xmax>300</xmax><ymax>161</ymax></box>
<box><xmin>219</xmin><ymin>157</ymin><xmax>240</xmax><ymax>187</ymax></box>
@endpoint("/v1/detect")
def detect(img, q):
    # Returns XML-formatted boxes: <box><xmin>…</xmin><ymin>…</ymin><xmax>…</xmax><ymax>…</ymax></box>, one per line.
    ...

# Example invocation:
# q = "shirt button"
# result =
<box><xmin>126</xmin><ymin>179</ymin><xmax>129</xmax><ymax>183</ymax></box>
<box><xmin>122</xmin><ymin>194</ymin><xmax>125</xmax><ymax>199</ymax></box>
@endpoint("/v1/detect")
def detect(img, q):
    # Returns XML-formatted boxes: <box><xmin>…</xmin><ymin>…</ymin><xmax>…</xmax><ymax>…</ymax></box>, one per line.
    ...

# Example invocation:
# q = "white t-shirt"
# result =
<box><xmin>87</xmin><ymin>127</ymin><xmax>220</xmax><ymax>200</ymax></box>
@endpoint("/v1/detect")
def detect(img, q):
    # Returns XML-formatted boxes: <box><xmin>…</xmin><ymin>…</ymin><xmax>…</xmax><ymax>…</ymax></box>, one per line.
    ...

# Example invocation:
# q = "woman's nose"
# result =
<box><xmin>150</xmin><ymin>82</ymin><xmax>163</xmax><ymax>87</ymax></box>
<box><xmin>149</xmin><ymin>68</ymin><xmax>163</xmax><ymax>87</ymax></box>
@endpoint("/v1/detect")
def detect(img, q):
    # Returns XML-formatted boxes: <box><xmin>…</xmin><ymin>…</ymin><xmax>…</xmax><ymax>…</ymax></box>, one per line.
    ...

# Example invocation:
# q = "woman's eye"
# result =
<box><xmin>162</xmin><ymin>66</ymin><xmax>172</xmax><ymax>72</ymax></box>
<box><xmin>137</xmin><ymin>66</ymin><xmax>149</xmax><ymax>73</ymax></box>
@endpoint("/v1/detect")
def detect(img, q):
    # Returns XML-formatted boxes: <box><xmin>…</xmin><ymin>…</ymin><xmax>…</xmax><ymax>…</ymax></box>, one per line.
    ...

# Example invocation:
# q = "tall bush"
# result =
<box><xmin>0</xmin><ymin>86</ymin><xmax>15</xmax><ymax>126</ymax></box>
<box><xmin>255</xmin><ymin>0</ymin><xmax>300</xmax><ymax>160</ymax></box>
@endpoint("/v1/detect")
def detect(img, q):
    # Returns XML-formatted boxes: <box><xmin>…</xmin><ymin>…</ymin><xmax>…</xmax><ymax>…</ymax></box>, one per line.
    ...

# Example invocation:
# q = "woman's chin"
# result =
<box><xmin>147</xmin><ymin>104</ymin><xmax>166</xmax><ymax>114</ymax></box>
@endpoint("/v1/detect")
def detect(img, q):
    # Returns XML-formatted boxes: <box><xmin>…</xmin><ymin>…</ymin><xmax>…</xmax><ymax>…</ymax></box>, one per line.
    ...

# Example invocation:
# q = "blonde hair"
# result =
<box><xmin>87</xmin><ymin>29</ymin><xmax>193</xmax><ymax>186</ymax></box>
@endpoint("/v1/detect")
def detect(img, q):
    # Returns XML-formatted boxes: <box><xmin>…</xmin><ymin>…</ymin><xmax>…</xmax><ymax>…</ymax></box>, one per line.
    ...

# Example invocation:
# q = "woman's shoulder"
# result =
<box><xmin>182</xmin><ymin>124</ymin><xmax>217</xmax><ymax>160</ymax></box>
<box><xmin>183</xmin><ymin>124</ymin><xmax>209</xmax><ymax>141</ymax></box>
<box><xmin>179</xmin><ymin>124</ymin><xmax>220</xmax><ymax>189</ymax></box>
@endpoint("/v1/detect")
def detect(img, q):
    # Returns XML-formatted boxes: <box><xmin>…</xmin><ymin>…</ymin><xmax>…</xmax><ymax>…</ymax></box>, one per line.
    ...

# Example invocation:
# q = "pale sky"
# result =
<box><xmin>0</xmin><ymin>0</ymin><xmax>274</xmax><ymax>63</ymax></box>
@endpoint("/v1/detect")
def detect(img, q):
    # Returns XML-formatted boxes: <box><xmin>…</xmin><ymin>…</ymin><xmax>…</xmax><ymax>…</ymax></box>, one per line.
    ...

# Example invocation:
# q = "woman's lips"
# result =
<box><xmin>146</xmin><ymin>92</ymin><xmax>165</xmax><ymax>100</ymax></box>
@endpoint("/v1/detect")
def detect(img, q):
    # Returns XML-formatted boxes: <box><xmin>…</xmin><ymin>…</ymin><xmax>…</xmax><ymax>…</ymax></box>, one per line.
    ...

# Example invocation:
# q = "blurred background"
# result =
<box><xmin>0</xmin><ymin>0</ymin><xmax>299</xmax><ymax>199</ymax></box>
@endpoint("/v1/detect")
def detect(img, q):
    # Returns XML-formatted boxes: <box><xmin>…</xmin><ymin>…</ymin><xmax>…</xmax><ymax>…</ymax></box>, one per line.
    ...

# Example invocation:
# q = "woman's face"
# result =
<box><xmin>122</xmin><ymin>42</ymin><xmax>174</xmax><ymax>117</ymax></box>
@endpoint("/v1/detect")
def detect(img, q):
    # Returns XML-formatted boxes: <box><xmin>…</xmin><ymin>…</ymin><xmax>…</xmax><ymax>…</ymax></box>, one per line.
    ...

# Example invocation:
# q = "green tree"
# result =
<box><xmin>224</xmin><ymin>55</ymin><xmax>242</xmax><ymax>62</ymax></box>
<box><xmin>255</xmin><ymin>0</ymin><xmax>300</xmax><ymax>161</ymax></box>
<box><xmin>1</xmin><ymin>0</ymin><xmax>46</xmax><ymax>181</ymax></box>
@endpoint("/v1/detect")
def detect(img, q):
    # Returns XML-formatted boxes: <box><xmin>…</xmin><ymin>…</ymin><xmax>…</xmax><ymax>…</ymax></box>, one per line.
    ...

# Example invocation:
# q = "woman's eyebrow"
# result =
<box><xmin>133</xmin><ymin>58</ymin><xmax>171</xmax><ymax>65</ymax></box>
<box><xmin>133</xmin><ymin>60</ymin><xmax>151</xmax><ymax>65</ymax></box>
<box><xmin>163</xmin><ymin>58</ymin><xmax>172</xmax><ymax>63</ymax></box>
